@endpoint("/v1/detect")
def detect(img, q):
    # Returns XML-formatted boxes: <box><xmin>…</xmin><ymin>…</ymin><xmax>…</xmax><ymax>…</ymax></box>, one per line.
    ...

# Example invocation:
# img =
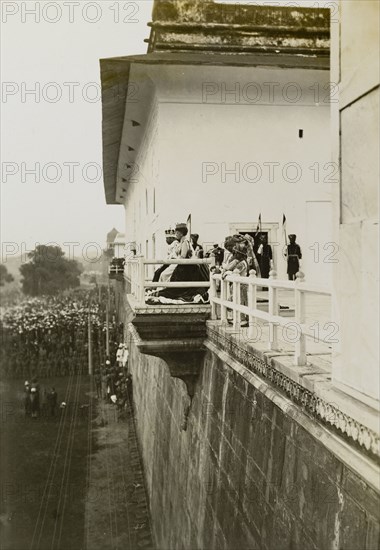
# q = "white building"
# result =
<box><xmin>101</xmin><ymin>1</ymin><xmax>332</xmax><ymax>284</ymax></box>
<box><xmin>113</xmin><ymin>232</ymin><xmax>126</xmax><ymax>259</ymax></box>
<box><xmin>102</xmin><ymin>0</ymin><xmax>379</xmax><ymax>409</ymax></box>
<box><xmin>331</xmin><ymin>0</ymin><xmax>379</xmax><ymax>406</ymax></box>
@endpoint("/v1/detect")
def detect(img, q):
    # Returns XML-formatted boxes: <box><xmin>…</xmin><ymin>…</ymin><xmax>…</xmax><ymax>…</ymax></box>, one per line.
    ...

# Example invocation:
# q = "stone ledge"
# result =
<box><xmin>127</xmin><ymin>294</ymin><xmax>211</xmax><ymax>315</ymax></box>
<box><xmin>127</xmin><ymin>294</ymin><xmax>211</xmax><ymax>341</ymax></box>
<box><xmin>207</xmin><ymin>321</ymin><xmax>380</xmax><ymax>460</ymax></box>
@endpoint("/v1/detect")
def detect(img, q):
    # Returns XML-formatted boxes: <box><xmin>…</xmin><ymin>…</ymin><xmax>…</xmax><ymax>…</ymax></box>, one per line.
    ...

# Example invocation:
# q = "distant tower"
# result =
<box><xmin>106</xmin><ymin>228</ymin><xmax>119</xmax><ymax>246</ymax></box>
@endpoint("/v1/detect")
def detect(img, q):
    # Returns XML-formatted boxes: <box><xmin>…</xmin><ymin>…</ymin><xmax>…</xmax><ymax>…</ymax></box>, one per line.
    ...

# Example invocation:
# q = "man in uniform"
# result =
<box><xmin>256</xmin><ymin>234</ymin><xmax>273</xmax><ymax>279</ymax></box>
<box><xmin>47</xmin><ymin>387</ymin><xmax>58</xmax><ymax>417</ymax></box>
<box><xmin>190</xmin><ymin>234</ymin><xmax>204</xmax><ymax>258</ymax></box>
<box><xmin>286</xmin><ymin>234</ymin><xmax>302</xmax><ymax>280</ymax></box>
<box><xmin>206</xmin><ymin>244</ymin><xmax>224</xmax><ymax>267</ymax></box>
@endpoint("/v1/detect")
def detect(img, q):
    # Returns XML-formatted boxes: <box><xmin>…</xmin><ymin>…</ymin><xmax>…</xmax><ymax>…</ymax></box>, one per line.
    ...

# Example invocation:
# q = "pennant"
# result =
<box><xmin>186</xmin><ymin>214</ymin><xmax>192</xmax><ymax>237</ymax></box>
<box><xmin>255</xmin><ymin>213</ymin><xmax>262</xmax><ymax>236</ymax></box>
<box><xmin>282</xmin><ymin>214</ymin><xmax>287</xmax><ymax>246</ymax></box>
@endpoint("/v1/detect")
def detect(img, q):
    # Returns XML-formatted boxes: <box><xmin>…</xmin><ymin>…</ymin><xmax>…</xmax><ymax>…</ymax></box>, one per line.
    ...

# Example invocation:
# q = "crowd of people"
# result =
<box><xmin>19</xmin><ymin>343</ymin><xmax>131</xmax><ymax>419</ymax></box>
<box><xmin>92</xmin><ymin>343</ymin><xmax>132</xmax><ymax>417</ymax></box>
<box><xmin>145</xmin><ymin>224</ymin><xmax>302</xmax><ymax>305</ymax></box>
<box><xmin>0</xmin><ymin>288</ymin><xmax>123</xmax><ymax>379</ymax></box>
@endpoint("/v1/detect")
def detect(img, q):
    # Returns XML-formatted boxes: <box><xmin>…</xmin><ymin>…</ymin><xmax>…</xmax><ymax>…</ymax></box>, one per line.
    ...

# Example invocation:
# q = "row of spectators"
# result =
<box><xmin>93</xmin><ymin>345</ymin><xmax>131</xmax><ymax>416</ymax></box>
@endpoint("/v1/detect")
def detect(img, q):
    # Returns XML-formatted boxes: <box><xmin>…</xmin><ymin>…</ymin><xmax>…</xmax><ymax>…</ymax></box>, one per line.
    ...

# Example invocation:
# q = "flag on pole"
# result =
<box><xmin>282</xmin><ymin>214</ymin><xmax>287</xmax><ymax>246</ymax></box>
<box><xmin>187</xmin><ymin>214</ymin><xmax>192</xmax><ymax>237</ymax></box>
<box><xmin>255</xmin><ymin>213</ymin><xmax>262</xmax><ymax>236</ymax></box>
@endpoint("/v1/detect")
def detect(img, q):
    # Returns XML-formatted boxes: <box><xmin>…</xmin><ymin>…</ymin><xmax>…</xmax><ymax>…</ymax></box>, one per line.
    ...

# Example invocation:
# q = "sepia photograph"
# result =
<box><xmin>1</xmin><ymin>0</ymin><xmax>379</xmax><ymax>549</ymax></box>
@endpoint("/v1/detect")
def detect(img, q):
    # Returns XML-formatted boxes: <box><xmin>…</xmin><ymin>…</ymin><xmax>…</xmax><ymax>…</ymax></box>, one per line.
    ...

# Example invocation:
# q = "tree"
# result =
<box><xmin>19</xmin><ymin>245</ymin><xmax>82</xmax><ymax>296</ymax></box>
<box><xmin>0</xmin><ymin>264</ymin><xmax>14</xmax><ymax>286</ymax></box>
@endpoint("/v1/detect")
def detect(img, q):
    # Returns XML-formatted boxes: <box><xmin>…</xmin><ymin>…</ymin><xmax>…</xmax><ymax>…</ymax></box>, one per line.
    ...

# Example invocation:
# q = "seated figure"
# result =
<box><xmin>147</xmin><ymin>223</ymin><xmax>209</xmax><ymax>304</ymax></box>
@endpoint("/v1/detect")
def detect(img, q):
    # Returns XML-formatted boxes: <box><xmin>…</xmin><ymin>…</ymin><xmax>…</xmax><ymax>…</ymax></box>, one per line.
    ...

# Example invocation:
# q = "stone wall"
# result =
<box><xmin>126</xmin><ymin>328</ymin><xmax>380</xmax><ymax>550</ymax></box>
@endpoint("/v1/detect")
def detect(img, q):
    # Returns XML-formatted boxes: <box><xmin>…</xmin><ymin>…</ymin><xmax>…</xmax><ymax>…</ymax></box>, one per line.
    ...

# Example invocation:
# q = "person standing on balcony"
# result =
<box><xmin>223</xmin><ymin>235</ymin><xmax>261</xmax><ymax>277</ymax></box>
<box><xmin>221</xmin><ymin>247</ymin><xmax>249</xmax><ymax>327</ymax></box>
<box><xmin>256</xmin><ymin>234</ymin><xmax>273</xmax><ymax>279</ymax></box>
<box><xmin>222</xmin><ymin>247</ymin><xmax>249</xmax><ymax>277</ymax></box>
<box><xmin>286</xmin><ymin>234</ymin><xmax>302</xmax><ymax>280</ymax></box>
<box><xmin>222</xmin><ymin>236</ymin><xmax>236</xmax><ymax>269</ymax></box>
<box><xmin>206</xmin><ymin>243</ymin><xmax>224</xmax><ymax>267</ymax></box>
<box><xmin>190</xmin><ymin>234</ymin><xmax>204</xmax><ymax>258</ymax></box>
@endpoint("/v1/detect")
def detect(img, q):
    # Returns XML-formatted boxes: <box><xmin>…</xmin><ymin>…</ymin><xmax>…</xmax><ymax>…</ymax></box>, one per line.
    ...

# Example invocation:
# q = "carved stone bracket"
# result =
<box><xmin>134</xmin><ymin>336</ymin><xmax>206</xmax><ymax>399</ymax></box>
<box><xmin>126</xmin><ymin>298</ymin><xmax>210</xmax><ymax>422</ymax></box>
<box><xmin>128</xmin><ymin>321</ymin><xmax>206</xmax><ymax>430</ymax></box>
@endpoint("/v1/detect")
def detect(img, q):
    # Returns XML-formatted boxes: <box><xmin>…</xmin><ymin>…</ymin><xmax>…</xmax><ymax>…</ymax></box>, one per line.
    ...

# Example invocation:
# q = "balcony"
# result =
<box><xmin>124</xmin><ymin>257</ymin><xmax>333</xmax><ymax>369</ymax></box>
<box><xmin>124</xmin><ymin>257</ymin><xmax>379</xmax><ymax>454</ymax></box>
<box><xmin>124</xmin><ymin>257</ymin><xmax>212</xmax><ymax>398</ymax></box>
<box><xmin>108</xmin><ymin>259</ymin><xmax>125</xmax><ymax>281</ymax></box>
<box><xmin>124</xmin><ymin>256</ymin><xmax>330</xmax><ymax>393</ymax></box>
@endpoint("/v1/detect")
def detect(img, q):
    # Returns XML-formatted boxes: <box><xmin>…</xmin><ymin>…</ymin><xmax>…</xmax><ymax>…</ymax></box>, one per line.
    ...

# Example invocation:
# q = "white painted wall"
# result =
<box><xmin>331</xmin><ymin>0</ymin><xmax>380</xmax><ymax>406</ymax></box>
<box><xmin>122</xmin><ymin>63</ymin><xmax>333</xmax><ymax>283</ymax></box>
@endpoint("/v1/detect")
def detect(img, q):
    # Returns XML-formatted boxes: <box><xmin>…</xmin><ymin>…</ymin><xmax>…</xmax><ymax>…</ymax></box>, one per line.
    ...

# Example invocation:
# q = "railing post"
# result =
<box><xmin>295</xmin><ymin>271</ymin><xmax>306</xmax><ymax>366</ymax></box>
<box><xmin>268</xmin><ymin>269</ymin><xmax>279</xmax><ymax>350</ymax></box>
<box><xmin>247</xmin><ymin>269</ymin><xmax>257</xmax><ymax>339</ymax></box>
<box><xmin>130</xmin><ymin>262</ymin><xmax>135</xmax><ymax>297</ymax></box>
<box><xmin>221</xmin><ymin>276</ymin><xmax>228</xmax><ymax>324</ymax></box>
<box><xmin>138</xmin><ymin>256</ymin><xmax>145</xmax><ymax>304</ymax></box>
<box><xmin>233</xmin><ymin>269</ymin><xmax>240</xmax><ymax>329</ymax></box>
<box><xmin>134</xmin><ymin>262</ymin><xmax>138</xmax><ymax>298</ymax></box>
<box><xmin>210</xmin><ymin>275</ymin><xmax>217</xmax><ymax>320</ymax></box>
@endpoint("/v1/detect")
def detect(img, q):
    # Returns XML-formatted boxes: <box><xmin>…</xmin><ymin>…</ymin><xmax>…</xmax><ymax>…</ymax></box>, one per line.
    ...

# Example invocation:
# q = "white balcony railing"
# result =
<box><xmin>108</xmin><ymin>265</ymin><xmax>125</xmax><ymax>276</ymax></box>
<box><xmin>125</xmin><ymin>258</ymin><xmax>332</xmax><ymax>367</ymax></box>
<box><xmin>124</xmin><ymin>256</ymin><xmax>213</xmax><ymax>304</ymax></box>
<box><xmin>209</xmin><ymin>269</ymin><xmax>331</xmax><ymax>367</ymax></box>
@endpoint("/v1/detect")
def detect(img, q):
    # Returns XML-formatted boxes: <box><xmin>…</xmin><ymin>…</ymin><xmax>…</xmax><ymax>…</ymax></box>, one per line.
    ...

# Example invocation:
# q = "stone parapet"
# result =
<box><xmin>127</xmin><ymin>323</ymin><xmax>380</xmax><ymax>549</ymax></box>
<box><xmin>207</xmin><ymin>321</ymin><xmax>380</xmax><ymax>460</ymax></box>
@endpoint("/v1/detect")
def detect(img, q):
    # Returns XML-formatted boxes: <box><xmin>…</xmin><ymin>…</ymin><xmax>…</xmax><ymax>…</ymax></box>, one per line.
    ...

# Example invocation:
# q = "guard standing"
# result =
<box><xmin>286</xmin><ymin>234</ymin><xmax>302</xmax><ymax>281</ymax></box>
<box><xmin>256</xmin><ymin>234</ymin><xmax>273</xmax><ymax>279</ymax></box>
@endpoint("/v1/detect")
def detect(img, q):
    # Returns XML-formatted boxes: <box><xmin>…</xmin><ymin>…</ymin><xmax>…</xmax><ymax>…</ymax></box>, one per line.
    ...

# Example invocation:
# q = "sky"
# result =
<box><xmin>1</xmin><ymin>0</ymin><xmax>334</xmax><ymax>260</ymax></box>
<box><xmin>1</xmin><ymin>0</ymin><xmax>154</xmax><ymax>259</ymax></box>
